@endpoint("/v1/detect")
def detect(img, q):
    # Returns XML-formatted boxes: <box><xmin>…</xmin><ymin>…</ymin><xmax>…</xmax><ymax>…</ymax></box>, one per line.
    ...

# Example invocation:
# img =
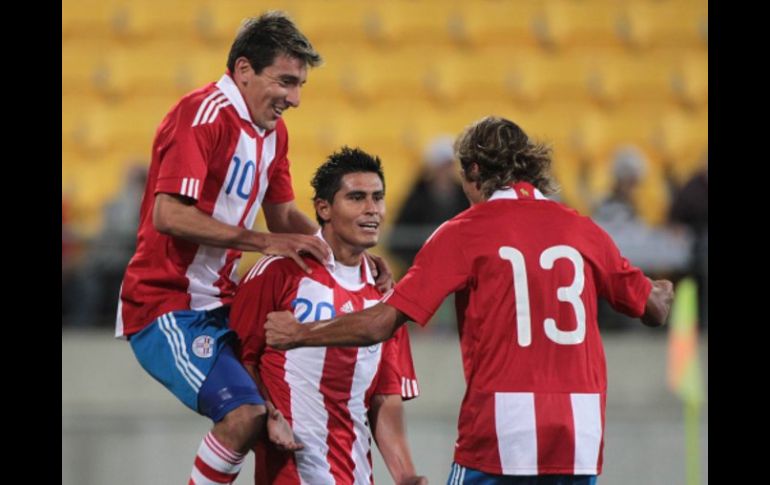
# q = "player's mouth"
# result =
<box><xmin>272</xmin><ymin>105</ymin><xmax>286</xmax><ymax>117</ymax></box>
<box><xmin>358</xmin><ymin>221</ymin><xmax>380</xmax><ymax>233</ymax></box>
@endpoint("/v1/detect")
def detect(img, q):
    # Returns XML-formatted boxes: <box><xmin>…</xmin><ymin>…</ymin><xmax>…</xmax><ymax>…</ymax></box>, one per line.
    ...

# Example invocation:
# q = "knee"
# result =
<box><xmin>225</xmin><ymin>403</ymin><xmax>266</xmax><ymax>431</ymax></box>
<box><xmin>214</xmin><ymin>404</ymin><xmax>267</xmax><ymax>452</ymax></box>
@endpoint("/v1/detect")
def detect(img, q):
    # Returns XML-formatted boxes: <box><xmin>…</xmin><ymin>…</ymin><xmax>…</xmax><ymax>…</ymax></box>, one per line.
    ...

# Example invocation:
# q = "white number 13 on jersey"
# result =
<box><xmin>498</xmin><ymin>245</ymin><xmax>586</xmax><ymax>346</ymax></box>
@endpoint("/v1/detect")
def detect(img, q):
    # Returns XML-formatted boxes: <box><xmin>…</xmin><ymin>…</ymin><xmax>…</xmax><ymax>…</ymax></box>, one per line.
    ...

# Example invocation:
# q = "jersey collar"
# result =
<box><xmin>215</xmin><ymin>74</ymin><xmax>267</xmax><ymax>136</ymax></box>
<box><xmin>314</xmin><ymin>230</ymin><xmax>376</xmax><ymax>286</ymax></box>
<box><xmin>488</xmin><ymin>182</ymin><xmax>548</xmax><ymax>202</ymax></box>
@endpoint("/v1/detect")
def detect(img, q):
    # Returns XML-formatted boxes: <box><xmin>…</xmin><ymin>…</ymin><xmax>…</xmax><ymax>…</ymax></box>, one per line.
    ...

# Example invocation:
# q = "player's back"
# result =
<box><xmin>449</xmin><ymin>183</ymin><xmax>618</xmax><ymax>393</ymax></box>
<box><xmin>437</xmin><ymin>182</ymin><xmax>649</xmax><ymax>474</ymax></box>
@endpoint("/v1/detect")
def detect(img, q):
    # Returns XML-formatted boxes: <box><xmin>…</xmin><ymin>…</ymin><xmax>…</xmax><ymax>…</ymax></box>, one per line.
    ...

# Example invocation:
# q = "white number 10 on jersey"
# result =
<box><xmin>498</xmin><ymin>245</ymin><xmax>586</xmax><ymax>346</ymax></box>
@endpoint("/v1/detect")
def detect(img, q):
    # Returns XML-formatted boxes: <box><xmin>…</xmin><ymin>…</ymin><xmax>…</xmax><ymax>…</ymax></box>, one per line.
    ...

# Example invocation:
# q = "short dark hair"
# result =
<box><xmin>311</xmin><ymin>147</ymin><xmax>385</xmax><ymax>225</ymax></box>
<box><xmin>226</xmin><ymin>11</ymin><xmax>322</xmax><ymax>75</ymax></box>
<box><xmin>454</xmin><ymin>116</ymin><xmax>558</xmax><ymax>197</ymax></box>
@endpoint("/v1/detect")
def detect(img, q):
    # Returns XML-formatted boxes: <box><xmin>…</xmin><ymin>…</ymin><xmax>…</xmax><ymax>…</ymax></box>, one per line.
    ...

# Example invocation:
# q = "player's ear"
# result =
<box><xmin>234</xmin><ymin>57</ymin><xmax>252</xmax><ymax>81</ymax></box>
<box><xmin>462</xmin><ymin>162</ymin><xmax>480</xmax><ymax>182</ymax></box>
<box><xmin>314</xmin><ymin>198</ymin><xmax>331</xmax><ymax>224</ymax></box>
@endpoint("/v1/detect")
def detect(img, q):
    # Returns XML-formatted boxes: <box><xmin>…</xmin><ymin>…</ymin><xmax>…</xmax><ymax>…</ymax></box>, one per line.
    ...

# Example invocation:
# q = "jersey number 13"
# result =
<box><xmin>498</xmin><ymin>245</ymin><xmax>586</xmax><ymax>347</ymax></box>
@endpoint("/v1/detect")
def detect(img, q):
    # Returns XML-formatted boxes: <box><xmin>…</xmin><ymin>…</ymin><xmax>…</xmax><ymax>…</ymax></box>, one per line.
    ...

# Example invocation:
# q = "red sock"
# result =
<box><xmin>188</xmin><ymin>432</ymin><xmax>246</xmax><ymax>485</ymax></box>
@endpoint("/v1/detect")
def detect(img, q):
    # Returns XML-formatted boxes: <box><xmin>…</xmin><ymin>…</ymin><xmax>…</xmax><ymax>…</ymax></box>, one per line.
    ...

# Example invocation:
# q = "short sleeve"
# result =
<box><xmin>385</xmin><ymin>220</ymin><xmax>471</xmax><ymax>325</ymax></box>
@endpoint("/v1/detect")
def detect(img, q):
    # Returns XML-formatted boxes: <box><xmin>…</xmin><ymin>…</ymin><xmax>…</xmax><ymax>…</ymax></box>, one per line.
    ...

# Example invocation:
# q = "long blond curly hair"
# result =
<box><xmin>454</xmin><ymin>116</ymin><xmax>558</xmax><ymax>199</ymax></box>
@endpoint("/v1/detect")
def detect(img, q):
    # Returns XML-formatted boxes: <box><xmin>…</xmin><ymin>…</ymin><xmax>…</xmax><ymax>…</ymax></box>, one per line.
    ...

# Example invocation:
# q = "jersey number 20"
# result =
<box><xmin>498</xmin><ymin>245</ymin><xmax>586</xmax><ymax>347</ymax></box>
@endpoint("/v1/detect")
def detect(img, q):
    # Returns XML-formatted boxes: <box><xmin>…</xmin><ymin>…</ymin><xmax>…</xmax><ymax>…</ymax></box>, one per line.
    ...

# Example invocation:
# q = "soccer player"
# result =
<box><xmin>265</xmin><ymin>117</ymin><xmax>675</xmax><ymax>485</ymax></box>
<box><xmin>115</xmin><ymin>12</ymin><xmax>390</xmax><ymax>485</ymax></box>
<box><xmin>230</xmin><ymin>147</ymin><xmax>426</xmax><ymax>485</ymax></box>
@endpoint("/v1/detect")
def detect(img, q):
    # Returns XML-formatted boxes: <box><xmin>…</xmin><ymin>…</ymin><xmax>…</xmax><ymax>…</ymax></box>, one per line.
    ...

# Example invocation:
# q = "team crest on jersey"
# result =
<box><xmin>192</xmin><ymin>335</ymin><xmax>215</xmax><ymax>358</ymax></box>
<box><xmin>367</xmin><ymin>343</ymin><xmax>381</xmax><ymax>353</ymax></box>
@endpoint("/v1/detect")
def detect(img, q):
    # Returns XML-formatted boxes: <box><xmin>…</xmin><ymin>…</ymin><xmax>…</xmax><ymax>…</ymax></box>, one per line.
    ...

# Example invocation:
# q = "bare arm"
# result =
<box><xmin>262</xmin><ymin>200</ymin><xmax>319</xmax><ymax>235</ymax></box>
<box><xmin>641</xmin><ymin>279</ymin><xmax>674</xmax><ymax>327</ymax></box>
<box><xmin>265</xmin><ymin>302</ymin><xmax>409</xmax><ymax>350</ymax></box>
<box><xmin>369</xmin><ymin>394</ymin><xmax>427</xmax><ymax>485</ymax></box>
<box><xmin>243</xmin><ymin>363</ymin><xmax>303</xmax><ymax>451</ymax></box>
<box><xmin>153</xmin><ymin>193</ymin><xmax>328</xmax><ymax>272</ymax></box>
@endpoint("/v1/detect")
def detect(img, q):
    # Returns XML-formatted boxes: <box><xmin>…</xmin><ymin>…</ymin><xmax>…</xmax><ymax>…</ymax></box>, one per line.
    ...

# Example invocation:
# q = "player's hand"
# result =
<box><xmin>641</xmin><ymin>278</ymin><xmax>675</xmax><ymax>327</ymax></box>
<box><xmin>265</xmin><ymin>311</ymin><xmax>303</xmax><ymax>350</ymax></box>
<box><xmin>400</xmin><ymin>476</ymin><xmax>428</xmax><ymax>485</ymax></box>
<box><xmin>261</xmin><ymin>233</ymin><xmax>330</xmax><ymax>274</ymax></box>
<box><xmin>266</xmin><ymin>401</ymin><xmax>303</xmax><ymax>452</ymax></box>
<box><xmin>366</xmin><ymin>252</ymin><xmax>394</xmax><ymax>292</ymax></box>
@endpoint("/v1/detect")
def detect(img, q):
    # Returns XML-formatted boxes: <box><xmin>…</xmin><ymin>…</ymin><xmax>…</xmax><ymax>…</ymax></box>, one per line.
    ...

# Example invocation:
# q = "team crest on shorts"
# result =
<box><xmin>192</xmin><ymin>335</ymin><xmax>215</xmax><ymax>358</ymax></box>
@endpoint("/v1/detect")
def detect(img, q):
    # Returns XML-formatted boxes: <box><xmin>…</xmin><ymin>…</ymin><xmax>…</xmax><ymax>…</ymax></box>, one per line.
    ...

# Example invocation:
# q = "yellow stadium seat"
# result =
<box><xmin>592</xmin><ymin>50</ymin><xmax>676</xmax><ymax>106</ymax></box>
<box><xmin>439</xmin><ymin>49</ymin><xmax>595</xmax><ymax>106</ymax></box>
<box><xmin>100</xmin><ymin>43</ymin><xmax>202</xmax><ymax>98</ymax></box>
<box><xmin>633</xmin><ymin>158</ymin><xmax>669</xmax><ymax>226</ymax></box>
<box><xmin>62</xmin><ymin>0</ymin><xmax>115</xmax><ymax>39</ymax></box>
<box><xmin>62</xmin><ymin>40</ymin><xmax>112</xmax><ymax>97</ymax></box>
<box><xmin>551</xmin><ymin>151</ymin><xmax>591</xmax><ymax>216</ymax></box>
<box><xmin>572</xmin><ymin>105</ymin><xmax>662</xmax><ymax>168</ymax></box>
<box><xmin>195</xmin><ymin>0</ymin><xmax>283</xmax><ymax>44</ymax></box>
<box><xmin>670</xmin><ymin>52</ymin><xmax>708</xmax><ymax>109</ymax></box>
<box><xmin>70</xmin><ymin>154</ymin><xmax>128</xmax><ymax>237</ymax></box>
<box><xmin>62</xmin><ymin>94</ymin><xmax>174</xmax><ymax>160</ymax></box>
<box><xmin>289</xmin><ymin>0</ymin><xmax>376</xmax><ymax>46</ymax></box>
<box><xmin>62</xmin><ymin>101</ymin><xmax>112</xmax><ymax>157</ymax></box>
<box><xmin>453</xmin><ymin>0</ymin><xmax>546</xmax><ymax>49</ymax></box>
<box><xmin>428</xmin><ymin>48</ymin><xmax>519</xmax><ymax>105</ymax></box>
<box><xmin>106</xmin><ymin>0</ymin><xmax>205</xmax><ymax>42</ymax></box>
<box><xmin>185</xmin><ymin>47</ymin><xmax>231</xmax><ymax>90</ymax></box>
<box><xmin>542</xmin><ymin>0</ymin><xmax>625</xmax><ymax>50</ymax></box>
<box><xmin>368</xmin><ymin>0</ymin><xmax>456</xmax><ymax>47</ymax></box>
<box><xmin>653</xmin><ymin>107</ymin><xmax>708</xmax><ymax>185</ymax></box>
<box><xmin>622</xmin><ymin>0</ymin><xmax>708</xmax><ymax>50</ymax></box>
<box><xmin>335</xmin><ymin>49</ymin><xmax>434</xmax><ymax>105</ymax></box>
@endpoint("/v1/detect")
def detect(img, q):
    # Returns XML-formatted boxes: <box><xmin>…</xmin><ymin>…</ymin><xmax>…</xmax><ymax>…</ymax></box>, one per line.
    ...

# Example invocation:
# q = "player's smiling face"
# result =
<box><xmin>234</xmin><ymin>54</ymin><xmax>307</xmax><ymax>131</ymax></box>
<box><xmin>318</xmin><ymin>172</ymin><xmax>385</xmax><ymax>255</ymax></box>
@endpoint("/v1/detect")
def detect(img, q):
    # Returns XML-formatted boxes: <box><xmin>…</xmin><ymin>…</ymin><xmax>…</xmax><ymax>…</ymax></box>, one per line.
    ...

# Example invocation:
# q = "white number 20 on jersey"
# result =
<box><xmin>498</xmin><ymin>245</ymin><xmax>586</xmax><ymax>346</ymax></box>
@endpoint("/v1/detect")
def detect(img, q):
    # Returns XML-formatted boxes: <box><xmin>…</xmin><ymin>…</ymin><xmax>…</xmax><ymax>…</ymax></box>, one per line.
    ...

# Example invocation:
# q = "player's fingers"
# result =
<box><xmin>300</xmin><ymin>239</ymin><xmax>330</xmax><ymax>263</ymax></box>
<box><xmin>288</xmin><ymin>251</ymin><xmax>312</xmax><ymax>274</ymax></box>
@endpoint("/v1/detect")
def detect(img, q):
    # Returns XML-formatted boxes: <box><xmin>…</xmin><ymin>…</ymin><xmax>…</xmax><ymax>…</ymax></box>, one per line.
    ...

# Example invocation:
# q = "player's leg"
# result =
<box><xmin>202</xmin><ymin>344</ymin><xmax>267</xmax><ymax>452</ymax></box>
<box><xmin>191</xmin><ymin>344</ymin><xmax>267</xmax><ymax>485</ymax></box>
<box><xmin>129</xmin><ymin>308</ymin><xmax>266</xmax><ymax>485</ymax></box>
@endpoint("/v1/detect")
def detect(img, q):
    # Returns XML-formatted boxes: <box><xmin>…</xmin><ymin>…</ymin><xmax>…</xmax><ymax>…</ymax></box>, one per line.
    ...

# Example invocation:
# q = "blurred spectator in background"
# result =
<box><xmin>387</xmin><ymin>135</ymin><xmax>469</xmax><ymax>273</ymax></box>
<box><xmin>592</xmin><ymin>145</ymin><xmax>647</xmax><ymax>228</ymax></box>
<box><xmin>387</xmin><ymin>136</ymin><xmax>469</xmax><ymax>331</ymax></box>
<box><xmin>65</xmin><ymin>164</ymin><xmax>147</xmax><ymax>327</ymax></box>
<box><xmin>592</xmin><ymin>146</ymin><xmax>691</xmax><ymax>329</ymax></box>
<box><xmin>668</xmin><ymin>152</ymin><xmax>708</xmax><ymax>328</ymax></box>
<box><xmin>62</xmin><ymin>197</ymin><xmax>80</xmax><ymax>323</ymax></box>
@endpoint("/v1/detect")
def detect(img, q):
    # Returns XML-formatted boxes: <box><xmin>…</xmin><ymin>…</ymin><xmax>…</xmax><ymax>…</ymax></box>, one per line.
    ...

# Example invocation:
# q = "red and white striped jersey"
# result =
<box><xmin>230</xmin><ymin>249</ymin><xmax>419</xmax><ymax>485</ymax></box>
<box><xmin>384</xmin><ymin>182</ymin><xmax>652</xmax><ymax>476</ymax></box>
<box><xmin>116</xmin><ymin>74</ymin><xmax>295</xmax><ymax>337</ymax></box>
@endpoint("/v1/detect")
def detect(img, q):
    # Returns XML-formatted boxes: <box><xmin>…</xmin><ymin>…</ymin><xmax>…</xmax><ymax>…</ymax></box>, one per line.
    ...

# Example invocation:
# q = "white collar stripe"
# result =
<box><xmin>194</xmin><ymin>93</ymin><xmax>227</xmax><ymax>127</ymax></box>
<box><xmin>192</xmin><ymin>90</ymin><xmax>224</xmax><ymax>127</ymax></box>
<box><xmin>216</xmin><ymin>74</ymin><xmax>262</xmax><ymax>133</ymax></box>
<box><xmin>206</xmin><ymin>101</ymin><xmax>231</xmax><ymax>124</ymax></box>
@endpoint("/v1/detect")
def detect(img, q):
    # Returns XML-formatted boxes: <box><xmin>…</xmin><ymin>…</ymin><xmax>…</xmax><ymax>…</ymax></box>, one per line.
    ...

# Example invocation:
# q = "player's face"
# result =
<box><xmin>320</xmin><ymin>172</ymin><xmax>385</xmax><ymax>256</ymax></box>
<box><xmin>236</xmin><ymin>54</ymin><xmax>307</xmax><ymax>131</ymax></box>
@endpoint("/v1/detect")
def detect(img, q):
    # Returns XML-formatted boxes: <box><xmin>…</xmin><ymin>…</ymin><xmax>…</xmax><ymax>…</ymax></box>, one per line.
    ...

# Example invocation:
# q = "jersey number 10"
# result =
<box><xmin>498</xmin><ymin>245</ymin><xmax>586</xmax><ymax>347</ymax></box>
